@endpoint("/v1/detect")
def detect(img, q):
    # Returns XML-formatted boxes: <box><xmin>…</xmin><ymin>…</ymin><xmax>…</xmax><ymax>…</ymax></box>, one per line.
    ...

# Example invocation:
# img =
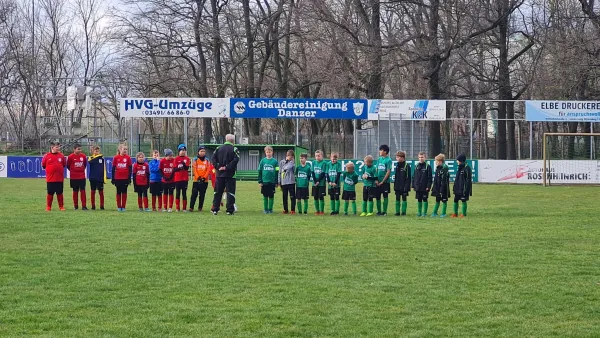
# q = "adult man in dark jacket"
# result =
<box><xmin>211</xmin><ymin>134</ymin><xmax>240</xmax><ymax>215</ymax></box>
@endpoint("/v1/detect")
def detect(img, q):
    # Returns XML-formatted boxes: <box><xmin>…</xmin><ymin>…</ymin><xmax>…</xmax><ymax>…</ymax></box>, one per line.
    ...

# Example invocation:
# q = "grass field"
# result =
<box><xmin>1</xmin><ymin>179</ymin><xmax>599</xmax><ymax>337</ymax></box>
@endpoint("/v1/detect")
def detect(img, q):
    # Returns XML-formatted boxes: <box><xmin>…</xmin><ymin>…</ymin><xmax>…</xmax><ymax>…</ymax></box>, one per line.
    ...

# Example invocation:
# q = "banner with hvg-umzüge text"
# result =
<box><xmin>120</xmin><ymin>98</ymin><xmax>230</xmax><ymax>118</ymax></box>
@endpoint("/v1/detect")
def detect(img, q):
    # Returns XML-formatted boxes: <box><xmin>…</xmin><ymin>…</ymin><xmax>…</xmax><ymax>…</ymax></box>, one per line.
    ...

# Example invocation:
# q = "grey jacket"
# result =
<box><xmin>278</xmin><ymin>159</ymin><xmax>296</xmax><ymax>185</ymax></box>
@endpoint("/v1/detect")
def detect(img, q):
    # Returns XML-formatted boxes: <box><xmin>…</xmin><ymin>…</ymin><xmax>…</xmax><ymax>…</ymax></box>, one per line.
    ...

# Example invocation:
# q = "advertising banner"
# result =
<box><xmin>0</xmin><ymin>156</ymin><xmax>7</xmax><ymax>178</ymax></box>
<box><xmin>2</xmin><ymin>156</ymin><xmax>114</xmax><ymax>179</ymax></box>
<box><xmin>525</xmin><ymin>100</ymin><xmax>600</xmax><ymax>122</ymax></box>
<box><xmin>368</xmin><ymin>100</ymin><xmax>447</xmax><ymax>121</ymax></box>
<box><xmin>230</xmin><ymin>98</ymin><xmax>368</xmax><ymax>119</ymax></box>
<box><xmin>478</xmin><ymin>160</ymin><xmax>600</xmax><ymax>184</ymax></box>
<box><xmin>119</xmin><ymin>98</ymin><xmax>230</xmax><ymax>118</ymax></box>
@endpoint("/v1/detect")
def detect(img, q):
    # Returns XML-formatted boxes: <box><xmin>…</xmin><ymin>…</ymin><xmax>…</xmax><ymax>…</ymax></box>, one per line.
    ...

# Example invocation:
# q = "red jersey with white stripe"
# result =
<box><xmin>159</xmin><ymin>157</ymin><xmax>176</xmax><ymax>183</ymax></box>
<box><xmin>67</xmin><ymin>153</ymin><xmax>87</xmax><ymax>180</ymax></box>
<box><xmin>133</xmin><ymin>162</ymin><xmax>149</xmax><ymax>186</ymax></box>
<box><xmin>112</xmin><ymin>155</ymin><xmax>132</xmax><ymax>180</ymax></box>
<box><xmin>42</xmin><ymin>152</ymin><xmax>66</xmax><ymax>183</ymax></box>
<box><xmin>173</xmin><ymin>156</ymin><xmax>190</xmax><ymax>182</ymax></box>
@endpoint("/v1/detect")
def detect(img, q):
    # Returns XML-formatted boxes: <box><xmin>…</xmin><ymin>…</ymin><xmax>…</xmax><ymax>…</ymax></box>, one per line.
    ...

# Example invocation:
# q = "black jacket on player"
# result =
<box><xmin>453</xmin><ymin>163</ymin><xmax>472</xmax><ymax>199</ymax></box>
<box><xmin>393</xmin><ymin>161</ymin><xmax>411</xmax><ymax>195</ymax></box>
<box><xmin>212</xmin><ymin>142</ymin><xmax>240</xmax><ymax>178</ymax></box>
<box><xmin>431</xmin><ymin>163</ymin><xmax>450</xmax><ymax>199</ymax></box>
<box><xmin>412</xmin><ymin>161</ymin><xmax>433</xmax><ymax>192</ymax></box>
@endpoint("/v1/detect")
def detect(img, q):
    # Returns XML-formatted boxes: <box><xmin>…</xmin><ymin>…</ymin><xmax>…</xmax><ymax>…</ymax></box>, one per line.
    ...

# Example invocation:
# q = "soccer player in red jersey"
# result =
<box><xmin>133</xmin><ymin>152</ymin><xmax>150</xmax><ymax>212</ymax></box>
<box><xmin>41</xmin><ymin>142</ymin><xmax>67</xmax><ymax>211</ymax></box>
<box><xmin>67</xmin><ymin>143</ymin><xmax>88</xmax><ymax>210</ymax></box>
<box><xmin>173</xmin><ymin>144</ymin><xmax>191</xmax><ymax>212</ymax></box>
<box><xmin>112</xmin><ymin>144</ymin><xmax>132</xmax><ymax>212</ymax></box>
<box><xmin>159</xmin><ymin>149</ymin><xmax>176</xmax><ymax>212</ymax></box>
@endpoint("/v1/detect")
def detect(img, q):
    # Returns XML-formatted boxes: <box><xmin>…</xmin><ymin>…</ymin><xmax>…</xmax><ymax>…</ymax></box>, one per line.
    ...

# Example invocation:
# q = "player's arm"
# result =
<box><xmin>275</xmin><ymin>164</ymin><xmax>280</xmax><ymax>187</ymax></box>
<box><xmin>335</xmin><ymin>166</ymin><xmax>341</xmax><ymax>186</ymax></box>
<box><xmin>465</xmin><ymin>165</ymin><xmax>473</xmax><ymax>196</ymax></box>
<box><xmin>226</xmin><ymin>147</ymin><xmax>240</xmax><ymax>171</ymax></box>
<box><xmin>128</xmin><ymin>161</ymin><xmax>133</xmax><ymax>183</ymax></box>
<box><xmin>382</xmin><ymin>161</ymin><xmax>391</xmax><ymax>183</ymax></box>
<box><xmin>405</xmin><ymin>164</ymin><xmax>412</xmax><ymax>193</ymax></box>
<box><xmin>257</xmin><ymin>159</ymin><xmax>263</xmax><ymax>185</ymax></box>
<box><xmin>111</xmin><ymin>161</ymin><xmax>116</xmax><ymax>184</ymax></box>
<box><xmin>441</xmin><ymin>167</ymin><xmax>448</xmax><ymax>196</ymax></box>
<box><xmin>41</xmin><ymin>155</ymin><xmax>47</xmax><ymax>169</ymax></box>
<box><xmin>426</xmin><ymin>164</ymin><xmax>433</xmax><ymax>191</ymax></box>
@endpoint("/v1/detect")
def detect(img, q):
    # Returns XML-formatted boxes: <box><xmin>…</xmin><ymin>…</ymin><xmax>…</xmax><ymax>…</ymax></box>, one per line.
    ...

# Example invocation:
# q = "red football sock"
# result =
<box><xmin>80</xmin><ymin>190</ymin><xmax>87</xmax><ymax>208</ymax></box>
<box><xmin>46</xmin><ymin>194</ymin><xmax>53</xmax><ymax>208</ymax></box>
<box><xmin>57</xmin><ymin>194</ymin><xmax>64</xmax><ymax>208</ymax></box>
<box><xmin>176</xmin><ymin>199</ymin><xmax>180</xmax><ymax>211</ymax></box>
<box><xmin>158</xmin><ymin>195</ymin><xmax>162</xmax><ymax>209</ymax></box>
<box><xmin>183</xmin><ymin>200</ymin><xmax>187</xmax><ymax>210</ymax></box>
<box><xmin>152</xmin><ymin>195</ymin><xmax>156</xmax><ymax>209</ymax></box>
<box><xmin>116</xmin><ymin>194</ymin><xmax>122</xmax><ymax>209</ymax></box>
<box><xmin>143</xmin><ymin>197</ymin><xmax>149</xmax><ymax>209</ymax></box>
<box><xmin>91</xmin><ymin>190</ymin><xmax>96</xmax><ymax>208</ymax></box>
<box><xmin>169</xmin><ymin>195</ymin><xmax>174</xmax><ymax>208</ymax></box>
<box><xmin>122</xmin><ymin>193</ymin><xmax>128</xmax><ymax>208</ymax></box>
<box><xmin>72</xmin><ymin>191</ymin><xmax>78</xmax><ymax>208</ymax></box>
<box><xmin>162</xmin><ymin>195</ymin><xmax>168</xmax><ymax>209</ymax></box>
<box><xmin>138</xmin><ymin>197</ymin><xmax>143</xmax><ymax>208</ymax></box>
<box><xmin>99</xmin><ymin>190</ymin><xmax>104</xmax><ymax>208</ymax></box>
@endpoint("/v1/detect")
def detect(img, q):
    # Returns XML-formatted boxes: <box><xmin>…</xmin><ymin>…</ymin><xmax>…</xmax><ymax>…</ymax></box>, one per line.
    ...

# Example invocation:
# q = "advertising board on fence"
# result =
<box><xmin>367</xmin><ymin>100</ymin><xmax>447</xmax><ymax>121</ymax></box>
<box><xmin>120</xmin><ymin>98</ymin><xmax>230</xmax><ymax>118</ymax></box>
<box><xmin>525</xmin><ymin>100</ymin><xmax>600</xmax><ymax>122</ymax></box>
<box><xmin>478</xmin><ymin>160</ymin><xmax>600</xmax><ymax>184</ymax></box>
<box><xmin>0</xmin><ymin>156</ymin><xmax>114</xmax><ymax>179</ymax></box>
<box><xmin>0</xmin><ymin>156</ymin><xmax>7</xmax><ymax>178</ymax></box>
<box><xmin>230</xmin><ymin>98</ymin><xmax>368</xmax><ymax>119</ymax></box>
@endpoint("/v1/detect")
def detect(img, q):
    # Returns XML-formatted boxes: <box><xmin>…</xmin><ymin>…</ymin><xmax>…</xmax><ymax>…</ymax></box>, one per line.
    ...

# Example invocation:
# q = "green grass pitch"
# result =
<box><xmin>1</xmin><ymin>179</ymin><xmax>599</xmax><ymax>337</ymax></box>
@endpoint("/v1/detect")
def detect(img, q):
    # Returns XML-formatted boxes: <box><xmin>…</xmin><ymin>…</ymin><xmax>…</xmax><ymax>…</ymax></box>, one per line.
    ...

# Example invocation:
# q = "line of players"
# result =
<box><xmin>258</xmin><ymin>145</ymin><xmax>473</xmax><ymax>218</ymax></box>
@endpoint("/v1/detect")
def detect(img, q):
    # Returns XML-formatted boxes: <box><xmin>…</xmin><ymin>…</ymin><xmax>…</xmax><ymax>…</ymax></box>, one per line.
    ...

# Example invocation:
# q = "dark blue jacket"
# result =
<box><xmin>149</xmin><ymin>159</ymin><xmax>161</xmax><ymax>182</ymax></box>
<box><xmin>88</xmin><ymin>154</ymin><xmax>106</xmax><ymax>182</ymax></box>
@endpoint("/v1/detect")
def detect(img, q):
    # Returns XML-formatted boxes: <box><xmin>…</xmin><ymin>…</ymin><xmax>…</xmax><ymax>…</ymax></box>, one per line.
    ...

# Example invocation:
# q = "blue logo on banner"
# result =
<box><xmin>230</xmin><ymin>98</ymin><xmax>368</xmax><ymax>119</ymax></box>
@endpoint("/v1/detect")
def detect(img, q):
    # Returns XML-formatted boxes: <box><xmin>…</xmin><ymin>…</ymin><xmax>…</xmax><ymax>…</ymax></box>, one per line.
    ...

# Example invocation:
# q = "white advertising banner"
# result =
<box><xmin>368</xmin><ymin>99</ymin><xmax>447</xmax><ymax>121</ymax></box>
<box><xmin>525</xmin><ymin>100</ymin><xmax>600</xmax><ymax>122</ymax></box>
<box><xmin>0</xmin><ymin>156</ymin><xmax>7</xmax><ymax>178</ymax></box>
<box><xmin>119</xmin><ymin>98</ymin><xmax>230</xmax><ymax>118</ymax></box>
<box><xmin>479</xmin><ymin>160</ymin><xmax>600</xmax><ymax>184</ymax></box>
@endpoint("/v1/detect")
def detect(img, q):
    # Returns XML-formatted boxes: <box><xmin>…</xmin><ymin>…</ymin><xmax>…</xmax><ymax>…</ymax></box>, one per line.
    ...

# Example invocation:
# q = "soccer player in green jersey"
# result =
<box><xmin>360</xmin><ymin>155</ymin><xmax>378</xmax><ymax>217</ymax></box>
<box><xmin>311</xmin><ymin>150</ymin><xmax>327</xmax><ymax>215</ymax></box>
<box><xmin>295</xmin><ymin>153</ymin><xmax>312</xmax><ymax>214</ymax></box>
<box><xmin>326</xmin><ymin>152</ymin><xmax>342</xmax><ymax>215</ymax></box>
<box><xmin>258</xmin><ymin>146</ymin><xmax>279</xmax><ymax>214</ymax></box>
<box><xmin>341</xmin><ymin>162</ymin><xmax>359</xmax><ymax>215</ymax></box>
<box><xmin>431</xmin><ymin>153</ymin><xmax>450</xmax><ymax>218</ymax></box>
<box><xmin>376</xmin><ymin>144</ymin><xmax>392</xmax><ymax>216</ymax></box>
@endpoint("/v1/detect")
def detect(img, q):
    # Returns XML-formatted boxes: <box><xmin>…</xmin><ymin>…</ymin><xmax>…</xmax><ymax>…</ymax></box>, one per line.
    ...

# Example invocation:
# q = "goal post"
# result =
<box><xmin>542</xmin><ymin>132</ymin><xmax>600</xmax><ymax>186</ymax></box>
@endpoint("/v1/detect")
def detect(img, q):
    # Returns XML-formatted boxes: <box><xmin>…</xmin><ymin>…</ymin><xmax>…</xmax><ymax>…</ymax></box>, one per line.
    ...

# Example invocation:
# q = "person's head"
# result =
<box><xmin>136</xmin><ymin>152</ymin><xmax>145</xmax><ymax>163</ymax></box>
<box><xmin>73</xmin><ymin>144</ymin><xmax>82</xmax><ymax>155</ymax></box>
<box><xmin>225</xmin><ymin>134</ymin><xmax>235</xmax><ymax>144</ymax></box>
<box><xmin>330</xmin><ymin>152</ymin><xmax>339</xmax><ymax>163</ymax></box>
<box><xmin>197</xmin><ymin>146</ymin><xmax>206</xmax><ymax>158</ymax></box>
<box><xmin>264</xmin><ymin>146</ymin><xmax>273</xmax><ymax>158</ymax></box>
<box><xmin>118</xmin><ymin>143</ymin><xmax>128</xmax><ymax>156</ymax></box>
<box><xmin>300</xmin><ymin>153</ymin><xmax>308</xmax><ymax>165</ymax></box>
<box><xmin>457</xmin><ymin>154</ymin><xmax>466</xmax><ymax>165</ymax></box>
<box><xmin>152</xmin><ymin>150</ymin><xmax>160</xmax><ymax>160</ymax></box>
<box><xmin>435</xmin><ymin>153</ymin><xmax>445</xmax><ymax>166</ymax></box>
<box><xmin>346</xmin><ymin>162</ymin><xmax>355</xmax><ymax>173</ymax></box>
<box><xmin>92</xmin><ymin>145</ymin><xmax>101</xmax><ymax>156</ymax></box>
<box><xmin>315</xmin><ymin>150</ymin><xmax>323</xmax><ymax>161</ymax></box>
<box><xmin>396</xmin><ymin>151</ymin><xmax>406</xmax><ymax>162</ymax></box>
<box><xmin>418</xmin><ymin>152</ymin><xmax>426</xmax><ymax>163</ymax></box>
<box><xmin>286</xmin><ymin>149</ymin><xmax>295</xmax><ymax>161</ymax></box>
<box><xmin>364</xmin><ymin>155</ymin><xmax>373</xmax><ymax>166</ymax></box>
<box><xmin>379</xmin><ymin>144</ymin><xmax>389</xmax><ymax>157</ymax></box>
<box><xmin>164</xmin><ymin>148</ymin><xmax>174</xmax><ymax>159</ymax></box>
<box><xmin>178</xmin><ymin>144</ymin><xmax>187</xmax><ymax>156</ymax></box>
<box><xmin>50</xmin><ymin>141</ymin><xmax>61</xmax><ymax>154</ymax></box>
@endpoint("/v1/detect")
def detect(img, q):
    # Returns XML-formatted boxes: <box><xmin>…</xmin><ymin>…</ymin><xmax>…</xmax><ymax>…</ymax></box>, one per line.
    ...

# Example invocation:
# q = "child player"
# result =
<box><xmin>412</xmin><ymin>151</ymin><xmax>433</xmax><ymax>217</ymax></box>
<box><xmin>174</xmin><ymin>144</ymin><xmax>190</xmax><ymax>212</ymax></box>
<box><xmin>133</xmin><ymin>152</ymin><xmax>150</xmax><ymax>212</ymax></box>
<box><xmin>393</xmin><ymin>151</ymin><xmax>411</xmax><ymax>216</ymax></box>
<box><xmin>279</xmin><ymin>150</ymin><xmax>296</xmax><ymax>214</ymax></box>
<box><xmin>311</xmin><ymin>150</ymin><xmax>327</xmax><ymax>215</ymax></box>
<box><xmin>326</xmin><ymin>152</ymin><xmax>342</xmax><ymax>215</ymax></box>
<box><xmin>42</xmin><ymin>141</ymin><xmax>66</xmax><ymax>211</ymax></box>
<box><xmin>431</xmin><ymin>154</ymin><xmax>450</xmax><ymax>218</ymax></box>
<box><xmin>149</xmin><ymin>150</ymin><xmax>162</xmax><ymax>211</ymax></box>
<box><xmin>360</xmin><ymin>155</ymin><xmax>378</xmax><ymax>217</ymax></box>
<box><xmin>67</xmin><ymin>143</ymin><xmax>88</xmax><ymax>210</ymax></box>
<box><xmin>112</xmin><ymin>144</ymin><xmax>132</xmax><ymax>212</ymax></box>
<box><xmin>375</xmin><ymin>144</ymin><xmax>392</xmax><ymax>216</ymax></box>
<box><xmin>258</xmin><ymin>146</ymin><xmax>279</xmax><ymax>214</ymax></box>
<box><xmin>295</xmin><ymin>153</ymin><xmax>312</xmax><ymax>215</ymax></box>
<box><xmin>452</xmin><ymin>154</ymin><xmax>472</xmax><ymax>218</ymax></box>
<box><xmin>88</xmin><ymin>145</ymin><xmax>106</xmax><ymax>210</ymax></box>
<box><xmin>190</xmin><ymin>146</ymin><xmax>214</xmax><ymax>212</ymax></box>
<box><xmin>159</xmin><ymin>149</ymin><xmax>176</xmax><ymax>212</ymax></box>
<box><xmin>341</xmin><ymin>162</ymin><xmax>359</xmax><ymax>216</ymax></box>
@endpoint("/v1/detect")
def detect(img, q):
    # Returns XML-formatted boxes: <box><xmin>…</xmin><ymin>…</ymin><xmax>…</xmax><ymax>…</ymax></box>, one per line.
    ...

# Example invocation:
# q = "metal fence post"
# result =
<box><xmin>377</xmin><ymin>114</ymin><xmax>380</xmax><ymax>149</ymax></box>
<box><xmin>129</xmin><ymin>118</ymin><xmax>133</xmax><ymax>151</ymax></box>
<box><xmin>529</xmin><ymin>121</ymin><xmax>533</xmax><ymax>159</ymax></box>
<box><xmin>388</xmin><ymin>112</ymin><xmax>391</xmax><ymax>147</ymax></box>
<box><xmin>411</xmin><ymin>120</ymin><xmax>414</xmax><ymax>158</ymax></box>
<box><xmin>591</xmin><ymin>123</ymin><xmax>594</xmax><ymax>160</ymax></box>
<box><xmin>469</xmin><ymin>100</ymin><xmax>474</xmax><ymax>159</ymax></box>
<box><xmin>353</xmin><ymin>119</ymin><xmax>357</xmax><ymax>159</ymax></box>
<box><xmin>296</xmin><ymin>119</ymin><xmax>299</xmax><ymax>146</ymax></box>
<box><xmin>184</xmin><ymin>117</ymin><xmax>188</xmax><ymax>149</ymax></box>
